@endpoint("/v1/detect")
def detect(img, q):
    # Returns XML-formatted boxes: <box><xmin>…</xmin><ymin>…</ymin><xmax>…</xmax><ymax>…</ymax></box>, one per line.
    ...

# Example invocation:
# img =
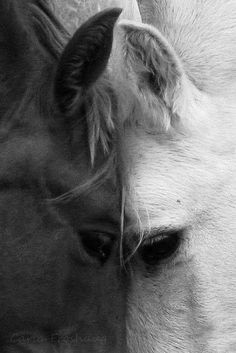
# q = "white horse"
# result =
<box><xmin>60</xmin><ymin>0</ymin><xmax>236</xmax><ymax>351</ymax></box>
<box><xmin>113</xmin><ymin>1</ymin><xmax>236</xmax><ymax>352</ymax></box>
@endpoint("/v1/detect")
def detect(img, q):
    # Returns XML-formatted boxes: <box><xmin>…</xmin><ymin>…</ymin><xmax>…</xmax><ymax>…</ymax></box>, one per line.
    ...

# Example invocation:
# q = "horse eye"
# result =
<box><xmin>140</xmin><ymin>231</ymin><xmax>181</xmax><ymax>266</ymax></box>
<box><xmin>80</xmin><ymin>232</ymin><xmax>114</xmax><ymax>264</ymax></box>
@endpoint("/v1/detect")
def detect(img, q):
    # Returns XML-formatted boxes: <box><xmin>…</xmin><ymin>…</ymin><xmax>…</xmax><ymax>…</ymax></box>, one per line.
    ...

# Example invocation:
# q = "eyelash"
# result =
<box><xmin>143</xmin><ymin>233</ymin><xmax>168</xmax><ymax>245</ymax></box>
<box><xmin>139</xmin><ymin>230</ymin><xmax>183</xmax><ymax>266</ymax></box>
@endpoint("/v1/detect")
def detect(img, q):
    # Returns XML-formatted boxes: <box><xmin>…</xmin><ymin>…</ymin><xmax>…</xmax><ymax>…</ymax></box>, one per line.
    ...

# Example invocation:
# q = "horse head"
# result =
<box><xmin>0</xmin><ymin>2</ymin><xmax>127</xmax><ymax>352</ymax></box>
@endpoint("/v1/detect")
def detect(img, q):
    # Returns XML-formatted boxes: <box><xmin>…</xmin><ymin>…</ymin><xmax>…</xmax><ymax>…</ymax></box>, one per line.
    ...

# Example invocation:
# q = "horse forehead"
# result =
<box><xmin>122</xmin><ymin>129</ymin><xmax>221</xmax><ymax>229</ymax></box>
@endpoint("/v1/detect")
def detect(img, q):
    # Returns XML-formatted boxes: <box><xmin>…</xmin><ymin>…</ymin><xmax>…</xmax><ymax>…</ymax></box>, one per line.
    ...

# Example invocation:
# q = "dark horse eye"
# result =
<box><xmin>140</xmin><ymin>231</ymin><xmax>181</xmax><ymax>266</ymax></box>
<box><xmin>80</xmin><ymin>232</ymin><xmax>114</xmax><ymax>263</ymax></box>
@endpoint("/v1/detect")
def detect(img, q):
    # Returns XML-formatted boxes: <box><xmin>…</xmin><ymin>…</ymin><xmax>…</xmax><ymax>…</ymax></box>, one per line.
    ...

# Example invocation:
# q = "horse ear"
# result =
<box><xmin>117</xmin><ymin>21</ymin><xmax>188</xmax><ymax>130</ymax></box>
<box><xmin>54</xmin><ymin>8</ymin><xmax>122</xmax><ymax>115</ymax></box>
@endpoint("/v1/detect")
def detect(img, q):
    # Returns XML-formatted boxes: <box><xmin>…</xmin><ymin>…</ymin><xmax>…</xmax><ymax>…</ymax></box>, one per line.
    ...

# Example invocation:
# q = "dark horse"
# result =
<box><xmin>0</xmin><ymin>1</ymin><xmax>126</xmax><ymax>352</ymax></box>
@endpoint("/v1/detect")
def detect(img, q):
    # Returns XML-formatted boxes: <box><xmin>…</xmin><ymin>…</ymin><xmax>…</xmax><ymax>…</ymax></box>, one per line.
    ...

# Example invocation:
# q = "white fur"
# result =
<box><xmin>114</xmin><ymin>1</ymin><xmax>236</xmax><ymax>352</ymax></box>
<box><xmin>138</xmin><ymin>0</ymin><xmax>236</xmax><ymax>95</ymax></box>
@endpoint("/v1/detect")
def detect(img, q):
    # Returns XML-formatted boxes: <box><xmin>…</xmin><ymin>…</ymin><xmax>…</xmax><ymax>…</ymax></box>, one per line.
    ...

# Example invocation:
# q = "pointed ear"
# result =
<box><xmin>117</xmin><ymin>21</ymin><xmax>189</xmax><ymax>130</ymax></box>
<box><xmin>54</xmin><ymin>8</ymin><xmax>122</xmax><ymax>115</ymax></box>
